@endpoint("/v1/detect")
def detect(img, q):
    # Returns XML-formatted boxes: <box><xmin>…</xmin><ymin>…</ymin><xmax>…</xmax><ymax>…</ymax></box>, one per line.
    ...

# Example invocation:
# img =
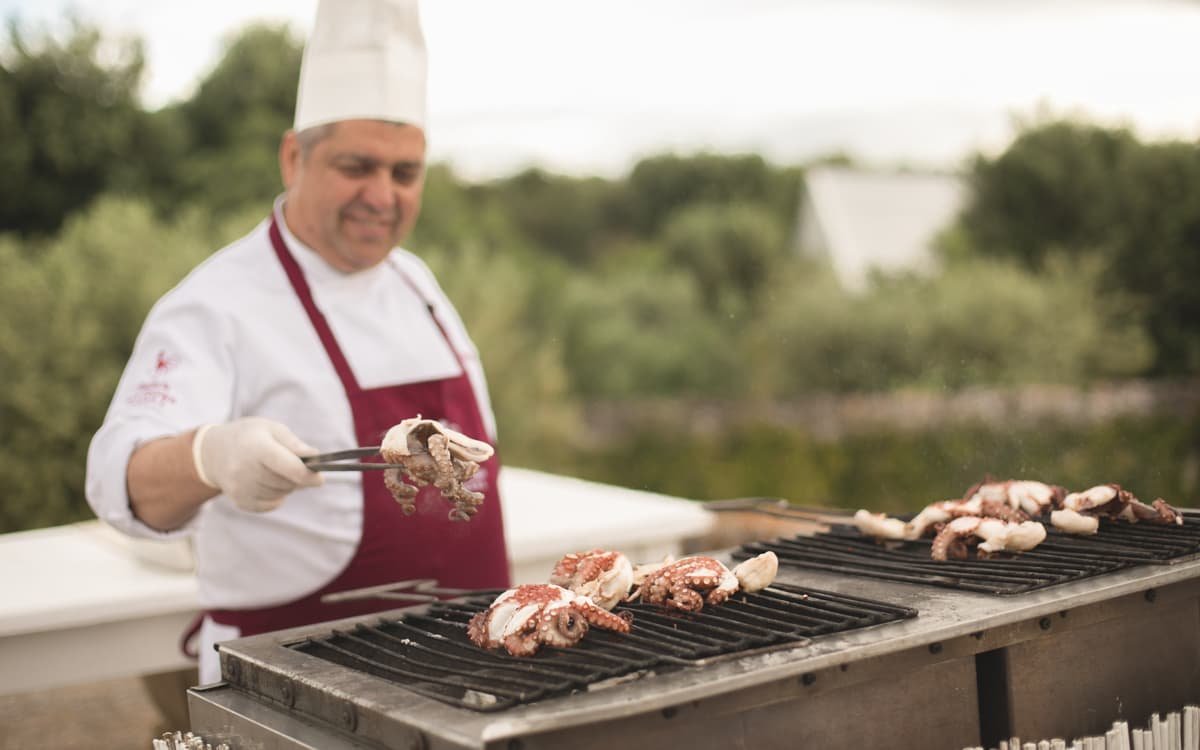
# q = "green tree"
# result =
<box><xmin>747</xmin><ymin>256</ymin><xmax>1152</xmax><ymax>396</ymax></box>
<box><xmin>166</xmin><ymin>23</ymin><xmax>303</xmax><ymax>217</ymax></box>
<box><xmin>0</xmin><ymin>198</ymin><xmax>216</xmax><ymax>532</ymax></box>
<box><xmin>0</xmin><ymin>18</ymin><xmax>153</xmax><ymax>236</ymax></box>
<box><xmin>659</xmin><ymin>201</ymin><xmax>789</xmax><ymax>315</ymax></box>
<box><xmin>959</xmin><ymin>121</ymin><xmax>1138</xmax><ymax>267</ymax></box>
<box><xmin>555</xmin><ymin>266</ymin><xmax>738</xmax><ymax>398</ymax></box>
<box><xmin>956</xmin><ymin>119</ymin><xmax>1200</xmax><ymax>374</ymax></box>
<box><xmin>421</xmin><ymin>242</ymin><xmax>583</xmax><ymax>465</ymax></box>
<box><xmin>1106</xmin><ymin>141</ymin><xmax>1200</xmax><ymax>374</ymax></box>
<box><xmin>476</xmin><ymin>168</ymin><xmax>623</xmax><ymax>265</ymax></box>
<box><xmin>621</xmin><ymin>152</ymin><xmax>798</xmax><ymax>237</ymax></box>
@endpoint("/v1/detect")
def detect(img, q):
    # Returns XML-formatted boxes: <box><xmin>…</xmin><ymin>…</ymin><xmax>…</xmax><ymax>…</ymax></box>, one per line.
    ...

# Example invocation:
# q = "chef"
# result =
<box><xmin>85</xmin><ymin>0</ymin><xmax>510</xmax><ymax>684</ymax></box>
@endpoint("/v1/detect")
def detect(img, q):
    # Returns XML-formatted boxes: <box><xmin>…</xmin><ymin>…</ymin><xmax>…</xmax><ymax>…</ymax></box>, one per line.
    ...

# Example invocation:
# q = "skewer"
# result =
<box><xmin>970</xmin><ymin>708</ymin><xmax>1200</xmax><ymax>750</ymax></box>
<box><xmin>1115</xmin><ymin>722</ymin><xmax>1131</xmax><ymax>750</ymax></box>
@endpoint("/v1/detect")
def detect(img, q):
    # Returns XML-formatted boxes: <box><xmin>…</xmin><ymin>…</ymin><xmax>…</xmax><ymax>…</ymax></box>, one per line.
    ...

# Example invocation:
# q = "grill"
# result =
<box><xmin>735</xmin><ymin>511</ymin><xmax>1200</xmax><ymax>595</ymax></box>
<box><xmin>190</xmin><ymin>552</ymin><xmax>1200</xmax><ymax>750</ymax></box>
<box><xmin>288</xmin><ymin>582</ymin><xmax>917</xmax><ymax>712</ymax></box>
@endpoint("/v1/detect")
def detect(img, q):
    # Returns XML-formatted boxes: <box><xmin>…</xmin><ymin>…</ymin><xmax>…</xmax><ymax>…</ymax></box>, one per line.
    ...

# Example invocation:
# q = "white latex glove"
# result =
<box><xmin>192</xmin><ymin>417</ymin><xmax>324</xmax><ymax>512</ymax></box>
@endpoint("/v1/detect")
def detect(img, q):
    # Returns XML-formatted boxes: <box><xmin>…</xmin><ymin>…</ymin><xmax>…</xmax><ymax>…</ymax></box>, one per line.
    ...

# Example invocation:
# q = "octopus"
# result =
<box><xmin>855</xmin><ymin>490</ymin><xmax>1031</xmax><ymax>544</ymax></box>
<box><xmin>963</xmin><ymin>478</ymin><xmax>1066</xmax><ymax>518</ymax></box>
<box><xmin>380</xmin><ymin>416</ymin><xmax>494</xmax><ymax>522</ymax></box>
<box><xmin>1050</xmin><ymin>483</ymin><xmax>1183</xmax><ymax>533</ymax></box>
<box><xmin>853</xmin><ymin>510</ymin><xmax>910</xmax><ymax>541</ymax></box>
<box><xmin>731</xmin><ymin>550</ymin><xmax>779</xmax><ymax>593</ymax></box>
<box><xmin>1049</xmin><ymin>508</ymin><xmax>1100</xmax><ymax>535</ymax></box>
<box><xmin>466</xmin><ymin>583</ymin><xmax>632</xmax><ymax>657</ymax></box>
<box><xmin>930</xmin><ymin>516</ymin><xmax>1047</xmax><ymax>561</ymax></box>
<box><xmin>549</xmin><ymin>549</ymin><xmax>634</xmax><ymax>610</ymax></box>
<box><xmin>905</xmin><ymin>496</ymin><xmax>1029</xmax><ymax>540</ymax></box>
<box><xmin>629</xmin><ymin>552</ymin><xmax>778</xmax><ymax>612</ymax></box>
<box><xmin>1002</xmin><ymin>480</ymin><xmax>1067</xmax><ymax>517</ymax></box>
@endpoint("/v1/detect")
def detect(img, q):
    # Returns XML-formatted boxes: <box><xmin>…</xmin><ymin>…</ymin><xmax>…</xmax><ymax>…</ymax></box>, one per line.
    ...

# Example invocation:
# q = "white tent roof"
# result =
<box><xmin>796</xmin><ymin>166</ymin><xmax>966</xmax><ymax>292</ymax></box>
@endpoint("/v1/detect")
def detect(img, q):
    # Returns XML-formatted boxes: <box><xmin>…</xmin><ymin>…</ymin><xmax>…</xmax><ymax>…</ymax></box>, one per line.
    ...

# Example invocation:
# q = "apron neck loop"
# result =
<box><xmin>268</xmin><ymin>216</ymin><xmax>363</xmax><ymax>395</ymax></box>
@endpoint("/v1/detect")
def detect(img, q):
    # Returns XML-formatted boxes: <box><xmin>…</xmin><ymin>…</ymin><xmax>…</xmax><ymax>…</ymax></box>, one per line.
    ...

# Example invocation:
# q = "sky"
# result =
<box><xmin>3</xmin><ymin>0</ymin><xmax>1200</xmax><ymax>180</ymax></box>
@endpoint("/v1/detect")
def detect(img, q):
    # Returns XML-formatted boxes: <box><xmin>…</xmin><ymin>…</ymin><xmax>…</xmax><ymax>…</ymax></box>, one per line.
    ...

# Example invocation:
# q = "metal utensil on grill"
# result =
<box><xmin>301</xmin><ymin>446</ymin><xmax>407</xmax><ymax>472</ymax></box>
<box><xmin>320</xmin><ymin>577</ymin><xmax>474</xmax><ymax>604</ymax></box>
<box><xmin>702</xmin><ymin>497</ymin><xmax>856</xmax><ymax>524</ymax></box>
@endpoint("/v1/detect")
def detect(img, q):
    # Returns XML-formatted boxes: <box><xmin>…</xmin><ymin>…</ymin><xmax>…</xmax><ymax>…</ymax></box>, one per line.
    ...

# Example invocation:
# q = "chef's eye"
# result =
<box><xmin>338</xmin><ymin>162</ymin><xmax>371</xmax><ymax>177</ymax></box>
<box><xmin>392</xmin><ymin>166</ymin><xmax>420</xmax><ymax>185</ymax></box>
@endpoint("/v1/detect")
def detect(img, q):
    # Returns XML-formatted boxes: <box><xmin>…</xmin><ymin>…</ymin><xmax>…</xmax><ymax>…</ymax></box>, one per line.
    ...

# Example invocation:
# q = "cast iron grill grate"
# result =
<box><xmin>288</xmin><ymin>582</ymin><xmax>916</xmax><ymax>712</ymax></box>
<box><xmin>734</xmin><ymin>510</ymin><xmax>1200</xmax><ymax>596</ymax></box>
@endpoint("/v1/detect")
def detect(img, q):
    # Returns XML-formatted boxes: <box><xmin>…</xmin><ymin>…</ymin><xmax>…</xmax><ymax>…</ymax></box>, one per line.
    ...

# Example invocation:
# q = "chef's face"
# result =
<box><xmin>280</xmin><ymin>119</ymin><xmax>426</xmax><ymax>272</ymax></box>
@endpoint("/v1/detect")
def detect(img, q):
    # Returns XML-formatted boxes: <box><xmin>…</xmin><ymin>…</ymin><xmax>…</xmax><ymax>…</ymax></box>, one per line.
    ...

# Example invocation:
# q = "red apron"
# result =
<box><xmin>203</xmin><ymin>217</ymin><xmax>510</xmax><ymax>638</ymax></box>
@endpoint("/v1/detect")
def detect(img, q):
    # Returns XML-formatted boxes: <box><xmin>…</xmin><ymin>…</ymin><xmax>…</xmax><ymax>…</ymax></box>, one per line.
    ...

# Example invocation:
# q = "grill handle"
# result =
<box><xmin>321</xmin><ymin>578</ymin><xmax>474</xmax><ymax>605</ymax></box>
<box><xmin>702</xmin><ymin>497</ymin><xmax>854</xmax><ymax>524</ymax></box>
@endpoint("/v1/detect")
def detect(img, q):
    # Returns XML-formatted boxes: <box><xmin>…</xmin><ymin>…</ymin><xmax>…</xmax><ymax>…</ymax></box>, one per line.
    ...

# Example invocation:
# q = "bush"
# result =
<box><xmin>420</xmin><ymin>241</ymin><xmax>584</xmax><ymax>466</ymax></box>
<box><xmin>555</xmin><ymin>266</ymin><xmax>740</xmax><ymax>398</ymax></box>
<box><xmin>0</xmin><ymin>198</ymin><xmax>234</xmax><ymax>532</ymax></box>
<box><xmin>559</xmin><ymin>417</ymin><xmax>1200</xmax><ymax>516</ymax></box>
<box><xmin>747</xmin><ymin>256</ymin><xmax>1153</xmax><ymax>396</ymax></box>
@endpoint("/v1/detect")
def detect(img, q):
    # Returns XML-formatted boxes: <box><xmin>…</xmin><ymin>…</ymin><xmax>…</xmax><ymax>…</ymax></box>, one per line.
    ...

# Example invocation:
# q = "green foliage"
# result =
<box><xmin>555</xmin><ymin>266</ymin><xmax>739</xmax><ymax>398</ymax></box>
<box><xmin>477</xmin><ymin>168</ymin><xmax>622</xmax><ymax>266</ymax></box>
<box><xmin>166</xmin><ymin>24</ymin><xmax>303</xmax><ymax>217</ymax></box>
<box><xmin>6</xmin><ymin>17</ymin><xmax>1200</xmax><ymax>538</ymax></box>
<box><xmin>0</xmin><ymin>198</ymin><xmax>216</xmax><ymax>532</ymax></box>
<box><xmin>623</xmin><ymin>152</ymin><xmax>799</xmax><ymax>237</ymax></box>
<box><xmin>559</xmin><ymin>417</ymin><xmax>1200</xmax><ymax>515</ymax></box>
<box><xmin>420</xmin><ymin>242</ymin><xmax>582</xmax><ymax>466</ymax></box>
<box><xmin>0</xmin><ymin>18</ymin><xmax>153</xmax><ymax>236</ymax></box>
<box><xmin>960</xmin><ymin>121</ymin><xmax>1138</xmax><ymax>266</ymax></box>
<box><xmin>1105</xmin><ymin>140</ymin><xmax>1200</xmax><ymax>374</ymax></box>
<box><xmin>747</xmin><ymin>256</ymin><xmax>1153</xmax><ymax>395</ymax></box>
<box><xmin>660</xmin><ymin>201</ymin><xmax>789</xmax><ymax>315</ymax></box>
<box><xmin>956</xmin><ymin>118</ymin><xmax>1200</xmax><ymax>374</ymax></box>
<box><xmin>408</xmin><ymin>164</ymin><xmax>491</xmax><ymax>251</ymax></box>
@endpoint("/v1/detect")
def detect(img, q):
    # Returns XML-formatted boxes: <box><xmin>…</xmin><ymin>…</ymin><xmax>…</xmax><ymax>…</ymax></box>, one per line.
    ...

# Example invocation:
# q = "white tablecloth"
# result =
<box><xmin>0</xmin><ymin>468</ymin><xmax>713</xmax><ymax>694</ymax></box>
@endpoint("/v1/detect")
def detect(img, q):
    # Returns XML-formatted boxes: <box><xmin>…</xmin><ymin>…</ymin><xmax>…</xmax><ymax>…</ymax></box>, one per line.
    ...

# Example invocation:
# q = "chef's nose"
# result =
<box><xmin>359</xmin><ymin>170</ymin><xmax>396</xmax><ymax>211</ymax></box>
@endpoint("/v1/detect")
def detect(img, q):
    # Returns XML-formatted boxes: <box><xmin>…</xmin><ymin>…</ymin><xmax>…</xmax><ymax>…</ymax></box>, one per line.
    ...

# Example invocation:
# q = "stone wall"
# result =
<box><xmin>583</xmin><ymin>379</ymin><xmax>1200</xmax><ymax>443</ymax></box>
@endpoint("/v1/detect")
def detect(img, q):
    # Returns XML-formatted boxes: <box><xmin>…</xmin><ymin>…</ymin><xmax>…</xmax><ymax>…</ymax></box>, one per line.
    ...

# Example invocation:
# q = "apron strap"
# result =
<box><xmin>268</xmin><ymin>217</ymin><xmax>363</xmax><ymax>395</ymax></box>
<box><xmin>179</xmin><ymin>611</ymin><xmax>204</xmax><ymax>660</ymax></box>
<box><xmin>387</xmin><ymin>260</ymin><xmax>472</xmax><ymax>376</ymax></box>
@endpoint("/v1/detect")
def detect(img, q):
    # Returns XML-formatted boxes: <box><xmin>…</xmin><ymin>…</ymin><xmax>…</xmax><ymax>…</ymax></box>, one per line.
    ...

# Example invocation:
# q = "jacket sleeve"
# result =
<box><xmin>85</xmin><ymin>290</ymin><xmax>236</xmax><ymax>539</ymax></box>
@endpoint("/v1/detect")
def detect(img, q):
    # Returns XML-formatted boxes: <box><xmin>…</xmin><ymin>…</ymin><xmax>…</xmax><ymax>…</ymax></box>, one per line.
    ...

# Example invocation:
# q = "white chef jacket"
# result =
<box><xmin>86</xmin><ymin>198</ymin><xmax>498</xmax><ymax>612</ymax></box>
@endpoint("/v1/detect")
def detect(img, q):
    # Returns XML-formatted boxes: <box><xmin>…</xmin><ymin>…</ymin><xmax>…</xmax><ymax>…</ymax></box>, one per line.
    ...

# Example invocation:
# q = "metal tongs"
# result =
<box><xmin>701</xmin><ymin>496</ymin><xmax>856</xmax><ymax>524</ymax></box>
<box><xmin>320</xmin><ymin>578</ymin><xmax>473</xmax><ymax>605</ymax></box>
<box><xmin>302</xmin><ymin>446</ymin><xmax>405</xmax><ymax>472</ymax></box>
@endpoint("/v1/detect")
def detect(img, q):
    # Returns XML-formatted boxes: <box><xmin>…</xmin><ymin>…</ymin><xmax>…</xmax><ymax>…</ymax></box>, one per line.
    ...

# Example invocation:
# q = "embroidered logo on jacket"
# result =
<box><xmin>127</xmin><ymin>349</ymin><xmax>178</xmax><ymax>407</ymax></box>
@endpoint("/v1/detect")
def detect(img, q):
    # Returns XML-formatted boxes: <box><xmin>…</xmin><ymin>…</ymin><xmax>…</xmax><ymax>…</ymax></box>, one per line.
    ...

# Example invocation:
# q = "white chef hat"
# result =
<box><xmin>293</xmin><ymin>0</ymin><xmax>427</xmax><ymax>132</ymax></box>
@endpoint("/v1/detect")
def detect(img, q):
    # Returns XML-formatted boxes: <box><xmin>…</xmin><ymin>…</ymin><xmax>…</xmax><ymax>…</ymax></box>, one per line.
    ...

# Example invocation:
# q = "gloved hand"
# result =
<box><xmin>192</xmin><ymin>417</ymin><xmax>324</xmax><ymax>512</ymax></box>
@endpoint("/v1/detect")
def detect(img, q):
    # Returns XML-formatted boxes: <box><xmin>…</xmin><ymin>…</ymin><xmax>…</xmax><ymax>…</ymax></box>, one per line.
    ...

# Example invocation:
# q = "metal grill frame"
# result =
<box><xmin>737</xmin><ymin>510</ymin><xmax>1200</xmax><ymax>595</ymax></box>
<box><xmin>288</xmin><ymin>583</ymin><xmax>917</xmax><ymax>712</ymax></box>
<box><xmin>200</xmin><ymin>555</ymin><xmax>1200</xmax><ymax>750</ymax></box>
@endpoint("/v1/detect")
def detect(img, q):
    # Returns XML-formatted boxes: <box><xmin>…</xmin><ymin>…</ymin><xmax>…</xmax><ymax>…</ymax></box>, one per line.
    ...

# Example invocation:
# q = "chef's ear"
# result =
<box><xmin>279</xmin><ymin>130</ymin><xmax>302</xmax><ymax>189</ymax></box>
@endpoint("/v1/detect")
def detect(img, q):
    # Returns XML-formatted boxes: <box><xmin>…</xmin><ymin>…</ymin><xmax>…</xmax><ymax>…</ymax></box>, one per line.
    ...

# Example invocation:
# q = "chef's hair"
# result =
<box><xmin>294</xmin><ymin>120</ymin><xmax>421</xmax><ymax>159</ymax></box>
<box><xmin>296</xmin><ymin>123</ymin><xmax>337</xmax><ymax>158</ymax></box>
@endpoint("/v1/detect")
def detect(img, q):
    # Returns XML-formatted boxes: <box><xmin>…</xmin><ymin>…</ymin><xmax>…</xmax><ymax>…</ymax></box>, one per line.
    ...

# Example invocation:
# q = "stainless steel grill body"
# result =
<box><xmin>189</xmin><ymin>553</ymin><xmax>1200</xmax><ymax>749</ymax></box>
